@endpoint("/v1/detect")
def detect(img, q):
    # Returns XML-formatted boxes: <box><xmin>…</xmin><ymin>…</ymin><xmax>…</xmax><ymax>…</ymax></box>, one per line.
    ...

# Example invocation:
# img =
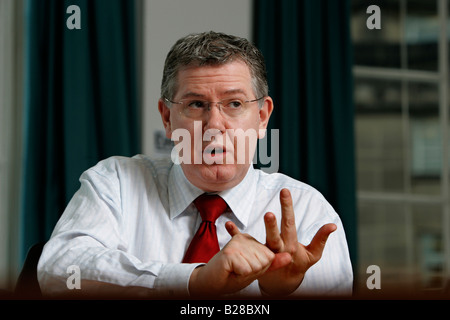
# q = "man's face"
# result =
<box><xmin>159</xmin><ymin>60</ymin><xmax>273</xmax><ymax>192</ymax></box>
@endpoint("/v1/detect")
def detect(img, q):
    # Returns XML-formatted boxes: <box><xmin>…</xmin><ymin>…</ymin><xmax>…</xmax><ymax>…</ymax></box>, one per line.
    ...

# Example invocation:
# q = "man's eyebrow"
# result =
<box><xmin>179</xmin><ymin>89</ymin><xmax>248</xmax><ymax>100</ymax></box>
<box><xmin>223</xmin><ymin>89</ymin><xmax>247</xmax><ymax>96</ymax></box>
<box><xmin>180</xmin><ymin>92</ymin><xmax>205</xmax><ymax>99</ymax></box>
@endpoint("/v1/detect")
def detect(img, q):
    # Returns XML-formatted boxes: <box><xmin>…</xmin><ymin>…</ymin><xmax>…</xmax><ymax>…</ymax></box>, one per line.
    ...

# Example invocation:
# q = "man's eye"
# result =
<box><xmin>227</xmin><ymin>101</ymin><xmax>243</xmax><ymax>108</ymax></box>
<box><xmin>187</xmin><ymin>101</ymin><xmax>207</xmax><ymax>108</ymax></box>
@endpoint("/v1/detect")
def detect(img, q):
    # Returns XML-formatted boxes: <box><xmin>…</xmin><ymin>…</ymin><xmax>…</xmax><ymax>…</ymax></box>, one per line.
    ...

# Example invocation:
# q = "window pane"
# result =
<box><xmin>355</xmin><ymin>79</ymin><xmax>441</xmax><ymax>195</ymax></box>
<box><xmin>352</xmin><ymin>0</ymin><xmax>439</xmax><ymax>71</ymax></box>
<box><xmin>351</xmin><ymin>0</ymin><xmax>401</xmax><ymax>68</ymax></box>
<box><xmin>409</xmin><ymin>82</ymin><xmax>441</xmax><ymax>195</ymax></box>
<box><xmin>358</xmin><ymin>201</ymin><xmax>445</xmax><ymax>292</ymax></box>
<box><xmin>412</xmin><ymin>204</ymin><xmax>444</xmax><ymax>289</ymax></box>
<box><xmin>358</xmin><ymin>201</ymin><xmax>414</xmax><ymax>292</ymax></box>
<box><xmin>355</xmin><ymin>78</ymin><xmax>405</xmax><ymax>193</ymax></box>
<box><xmin>406</xmin><ymin>0</ymin><xmax>439</xmax><ymax>71</ymax></box>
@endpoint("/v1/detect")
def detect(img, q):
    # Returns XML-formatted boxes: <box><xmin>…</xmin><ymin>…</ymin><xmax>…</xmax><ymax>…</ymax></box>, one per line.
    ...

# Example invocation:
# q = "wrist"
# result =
<box><xmin>188</xmin><ymin>265</ymin><xmax>205</xmax><ymax>297</ymax></box>
<box><xmin>258</xmin><ymin>276</ymin><xmax>304</xmax><ymax>297</ymax></box>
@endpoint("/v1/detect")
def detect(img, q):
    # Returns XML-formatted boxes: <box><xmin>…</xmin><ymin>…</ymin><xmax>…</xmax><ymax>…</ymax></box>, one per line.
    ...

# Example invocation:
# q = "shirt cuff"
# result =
<box><xmin>154</xmin><ymin>263</ymin><xmax>204</xmax><ymax>297</ymax></box>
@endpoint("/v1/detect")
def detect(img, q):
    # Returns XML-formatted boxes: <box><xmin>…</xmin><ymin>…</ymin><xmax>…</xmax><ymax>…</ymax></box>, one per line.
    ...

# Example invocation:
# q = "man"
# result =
<box><xmin>37</xmin><ymin>31</ymin><xmax>353</xmax><ymax>297</ymax></box>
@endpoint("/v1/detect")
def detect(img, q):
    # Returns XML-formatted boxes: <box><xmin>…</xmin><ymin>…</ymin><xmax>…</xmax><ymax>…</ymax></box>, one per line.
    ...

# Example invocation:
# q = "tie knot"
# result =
<box><xmin>194</xmin><ymin>194</ymin><xmax>227</xmax><ymax>223</ymax></box>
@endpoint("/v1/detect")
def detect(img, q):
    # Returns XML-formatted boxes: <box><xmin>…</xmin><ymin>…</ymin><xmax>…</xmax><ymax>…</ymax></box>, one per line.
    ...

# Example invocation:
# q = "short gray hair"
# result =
<box><xmin>161</xmin><ymin>31</ymin><xmax>268</xmax><ymax>101</ymax></box>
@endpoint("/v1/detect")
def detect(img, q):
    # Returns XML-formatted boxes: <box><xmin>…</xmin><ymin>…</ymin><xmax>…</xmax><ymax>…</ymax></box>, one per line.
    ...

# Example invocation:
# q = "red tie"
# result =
<box><xmin>182</xmin><ymin>194</ymin><xmax>228</xmax><ymax>263</ymax></box>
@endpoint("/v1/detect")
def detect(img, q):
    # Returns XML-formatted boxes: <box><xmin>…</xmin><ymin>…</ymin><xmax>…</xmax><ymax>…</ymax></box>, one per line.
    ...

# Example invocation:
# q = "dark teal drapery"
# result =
<box><xmin>20</xmin><ymin>0</ymin><xmax>139</xmax><ymax>262</ymax></box>
<box><xmin>254</xmin><ymin>0</ymin><xmax>357</xmax><ymax>267</ymax></box>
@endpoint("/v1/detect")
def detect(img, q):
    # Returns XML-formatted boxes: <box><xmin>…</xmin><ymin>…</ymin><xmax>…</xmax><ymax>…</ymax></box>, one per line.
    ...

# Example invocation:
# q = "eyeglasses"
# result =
<box><xmin>163</xmin><ymin>96</ymin><xmax>264</xmax><ymax>119</ymax></box>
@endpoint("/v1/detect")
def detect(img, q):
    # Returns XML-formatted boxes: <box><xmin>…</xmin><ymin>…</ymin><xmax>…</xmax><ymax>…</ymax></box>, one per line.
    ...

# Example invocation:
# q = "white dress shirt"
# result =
<box><xmin>37</xmin><ymin>155</ymin><xmax>353</xmax><ymax>297</ymax></box>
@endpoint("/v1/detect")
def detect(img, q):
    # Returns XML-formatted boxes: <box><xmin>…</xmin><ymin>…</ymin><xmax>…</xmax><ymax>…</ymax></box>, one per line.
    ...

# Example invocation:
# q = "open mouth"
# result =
<box><xmin>209</xmin><ymin>148</ymin><xmax>224</xmax><ymax>156</ymax></box>
<box><xmin>204</xmin><ymin>145</ymin><xmax>225</xmax><ymax>157</ymax></box>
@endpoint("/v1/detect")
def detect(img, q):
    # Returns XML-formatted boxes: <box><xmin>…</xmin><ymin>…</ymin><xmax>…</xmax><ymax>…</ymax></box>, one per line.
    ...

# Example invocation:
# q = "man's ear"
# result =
<box><xmin>158</xmin><ymin>98</ymin><xmax>172</xmax><ymax>139</ymax></box>
<box><xmin>258</xmin><ymin>96</ymin><xmax>274</xmax><ymax>139</ymax></box>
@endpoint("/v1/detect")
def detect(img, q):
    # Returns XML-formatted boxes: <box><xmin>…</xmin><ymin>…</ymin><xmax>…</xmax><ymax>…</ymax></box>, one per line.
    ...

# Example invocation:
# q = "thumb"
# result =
<box><xmin>306</xmin><ymin>223</ymin><xmax>337</xmax><ymax>262</ymax></box>
<box><xmin>267</xmin><ymin>252</ymin><xmax>292</xmax><ymax>272</ymax></box>
<box><xmin>225</xmin><ymin>221</ymin><xmax>241</xmax><ymax>237</ymax></box>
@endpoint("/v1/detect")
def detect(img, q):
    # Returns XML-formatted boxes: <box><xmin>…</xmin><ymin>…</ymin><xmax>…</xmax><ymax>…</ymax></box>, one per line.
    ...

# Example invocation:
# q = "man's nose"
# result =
<box><xmin>203</xmin><ymin>103</ymin><xmax>226</xmax><ymax>132</ymax></box>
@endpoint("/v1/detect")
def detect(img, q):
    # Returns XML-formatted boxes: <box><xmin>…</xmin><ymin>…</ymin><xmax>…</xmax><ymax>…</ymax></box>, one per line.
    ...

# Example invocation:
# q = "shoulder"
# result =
<box><xmin>77</xmin><ymin>155</ymin><xmax>174</xmax><ymax>209</ymax></box>
<box><xmin>82</xmin><ymin>155</ymin><xmax>173</xmax><ymax>180</ymax></box>
<box><xmin>256</xmin><ymin>169</ymin><xmax>328</xmax><ymax>202</ymax></box>
<box><xmin>254</xmin><ymin>169</ymin><xmax>338</xmax><ymax>223</ymax></box>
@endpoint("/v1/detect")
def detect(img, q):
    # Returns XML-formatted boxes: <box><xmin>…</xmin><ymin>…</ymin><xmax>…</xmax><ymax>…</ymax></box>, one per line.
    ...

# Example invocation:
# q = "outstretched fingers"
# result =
<box><xmin>264</xmin><ymin>212</ymin><xmax>283</xmax><ymax>252</ymax></box>
<box><xmin>279</xmin><ymin>188</ymin><xmax>298</xmax><ymax>250</ymax></box>
<box><xmin>306</xmin><ymin>223</ymin><xmax>337</xmax><ymax>263</ymax></box>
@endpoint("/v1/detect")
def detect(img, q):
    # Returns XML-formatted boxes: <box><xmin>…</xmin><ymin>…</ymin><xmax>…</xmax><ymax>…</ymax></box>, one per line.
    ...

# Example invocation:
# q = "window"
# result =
<box><xmin>352</xmin><ymin>0</ymin><xmax>449</xmax><ymax>292</ymax></box>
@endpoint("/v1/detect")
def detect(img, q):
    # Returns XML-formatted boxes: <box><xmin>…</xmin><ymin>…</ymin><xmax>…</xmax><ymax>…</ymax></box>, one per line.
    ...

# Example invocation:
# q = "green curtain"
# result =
<box><xmin>20</xmin><ymin>0</ymin><xmax>139</xmax><ymax>262</ymax></box>
<box><xmin>254</xmin><ymin>0</ymin><xmax>357</xmax><ymax>267</ymax></box>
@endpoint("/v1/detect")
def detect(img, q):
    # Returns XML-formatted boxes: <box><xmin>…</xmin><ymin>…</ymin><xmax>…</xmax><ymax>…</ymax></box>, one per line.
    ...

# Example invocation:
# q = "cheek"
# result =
<box><xmin>169</xmin><ymin>112</ymin><xmax>183</xmax><ymax>131</ymax></box>
<box><xmin>239</xmin><ymin>117</ymin><xmax>261</xmax><ymax>136</ymax></box>
<box><xmin>169</xmin><ymin>116</ymin><xmax>195</xmax><ymax>137</ymax></box>
<box><xmin>174</xmin><ymin>120</ymin><xmax>203</xmax><ymax>154</ymax></box>
<box><xmin>232</xmin><ymin>115</ymin><xmax>260</xmax><ymax>131</ymax></box>
<box><xmin>227</xmin><ymin>119</ymin><xmax>260</xmax><ymax>152</ymax></box>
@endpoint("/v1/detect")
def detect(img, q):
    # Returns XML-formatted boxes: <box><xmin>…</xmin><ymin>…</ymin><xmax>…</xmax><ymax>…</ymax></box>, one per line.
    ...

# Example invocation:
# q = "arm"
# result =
<box><xmin>37</xmin><ymin>161</ymin><xmax>200</xmax><ymax>298</ymax></box>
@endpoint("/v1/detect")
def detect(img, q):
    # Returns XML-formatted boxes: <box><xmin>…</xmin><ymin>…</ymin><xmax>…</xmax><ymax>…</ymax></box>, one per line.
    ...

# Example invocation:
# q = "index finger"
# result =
<box><xmin>279</xmin><ymin>188</ymin><xmax>298</xmax><ymax>247</ymax></box>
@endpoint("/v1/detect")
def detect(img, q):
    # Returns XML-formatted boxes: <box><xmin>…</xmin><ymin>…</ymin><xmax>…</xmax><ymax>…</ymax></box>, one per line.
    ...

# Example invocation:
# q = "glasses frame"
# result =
<box><xmin>163</xmin><ymin>96</ymin><xmax>265</xmax><ymax>117</ymax></box>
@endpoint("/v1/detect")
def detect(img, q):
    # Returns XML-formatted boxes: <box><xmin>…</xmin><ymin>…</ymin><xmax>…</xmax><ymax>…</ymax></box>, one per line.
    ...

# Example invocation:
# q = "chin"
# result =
<box><xmin>183</xmin><ymin>163</ymin><xmax>249</xmax><ymax>192</ymax></box>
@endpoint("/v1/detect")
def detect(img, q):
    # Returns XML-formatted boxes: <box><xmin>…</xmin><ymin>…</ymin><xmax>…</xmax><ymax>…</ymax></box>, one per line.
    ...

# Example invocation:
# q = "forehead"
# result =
<box><xmin>174</xmin><ymin>60</ymin><xmax>253</xmax><ymax>98</ymax></box>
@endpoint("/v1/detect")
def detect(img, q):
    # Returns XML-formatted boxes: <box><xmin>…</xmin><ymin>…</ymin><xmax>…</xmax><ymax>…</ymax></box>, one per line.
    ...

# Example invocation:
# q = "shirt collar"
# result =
<box><xmin>217</xmin><ymin>165</ymin><xmax>257</xmax><ymax>229</ymax></box>
<box><xmin>168</xmin><ymin>164</ymin><xmax>258</xmax><ymax>229</ymax></box>
<box><xmin>168</xmin><ymin>164</ymin><xmax>204</xmax><ymax>220</ymax></box>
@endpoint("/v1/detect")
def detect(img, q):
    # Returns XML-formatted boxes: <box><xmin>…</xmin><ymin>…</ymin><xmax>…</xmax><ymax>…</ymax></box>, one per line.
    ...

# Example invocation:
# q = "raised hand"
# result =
<box><xmin>258</xmin><ymin>188</ymin><xmax>337</xmax><ymax>295</ymax></box>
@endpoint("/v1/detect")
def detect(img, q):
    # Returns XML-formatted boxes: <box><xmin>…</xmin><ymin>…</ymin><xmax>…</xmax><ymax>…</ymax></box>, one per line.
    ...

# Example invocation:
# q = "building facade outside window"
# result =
<box><xmin>352</xmin><ymin>0</ymin><xmax>450</xmax><ymax>292</ymax></box>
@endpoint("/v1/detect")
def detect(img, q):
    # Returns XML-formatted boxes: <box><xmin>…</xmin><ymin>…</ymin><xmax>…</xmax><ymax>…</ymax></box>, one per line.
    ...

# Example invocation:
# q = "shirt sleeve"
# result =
<box><xmin>37</xmin><ymin>159</ymin><xmax>200</xmax><ymax>297</ymax></box>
